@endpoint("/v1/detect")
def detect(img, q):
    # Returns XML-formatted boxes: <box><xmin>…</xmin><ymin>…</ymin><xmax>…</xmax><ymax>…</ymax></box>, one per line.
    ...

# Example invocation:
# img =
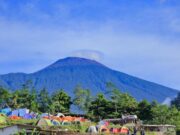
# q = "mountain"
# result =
<box><xmin>0</xmin><ymin>57</ymin><xmax>178</xmax><ymax>103</ymax></box>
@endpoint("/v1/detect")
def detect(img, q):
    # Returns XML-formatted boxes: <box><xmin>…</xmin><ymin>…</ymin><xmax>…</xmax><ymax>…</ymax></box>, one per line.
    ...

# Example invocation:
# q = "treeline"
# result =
<box><xmin>0</xmin><ymin>87</ymin><xmax>71</xmax><ymax>114</ymax></box>
<box><xmin>73</xmin><ymin>84</ymin><xmax>180</xmax><ymax>130</ymax></box>
<box><xmin>0</xmin><ymin>83</ymin><xmax>180</xmax><ymax>130</ymax></box>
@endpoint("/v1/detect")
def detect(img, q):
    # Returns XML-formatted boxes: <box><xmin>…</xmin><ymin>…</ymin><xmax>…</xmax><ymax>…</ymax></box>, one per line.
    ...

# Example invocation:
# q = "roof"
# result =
<box><xmin>103</xmin><ymin>117</ymin><xmax>137</xmax><ymax>122</ymax></box>
<box><xmin>103</xmin><ymin>118</ymin><xmax>122</xmax><ymax>122</ymax></box>
<box><xmin>142</xmin><ymin>125</ymin><xmax>176</xmax><ymax>128</ymax></box>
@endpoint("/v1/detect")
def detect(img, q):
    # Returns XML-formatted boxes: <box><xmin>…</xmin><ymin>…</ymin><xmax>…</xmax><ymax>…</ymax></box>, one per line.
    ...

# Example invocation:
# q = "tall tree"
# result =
<box><xmin>38</xmin><ymin>88</ymin><xmax>52</xmax><ymax>113</ymax></box>
<box><xmin>29</xmin><ymin>88</ymin><xmax>39</xmax><ymax>112</ymax></box>
<box><xmin>0</xmin><ymin>87</ymin><xmax>11</xmax><ymax>108</ymax></box>
<box><xmin>117</xmin><ymin>93</ymin><xmax>138</xmax><ymax>114</ymax></box>
<box><xmin>151</xmin><ymin>104</ymin><xmax>172</xmax><ymax>124</ymax></box>
<box><xmin>73</xmin><ymin>85</ymin><xmax>92</xmax><ymax>113</ymax></box>
<box><xmin>52</xmin><ymin>90</ymin><xmax>71</xmax><ymax>113</ymax></box>
<box><xmin>138</xmin><ymin>100</ymin><xmax>152</xmax><ymax>122</ymax></box>
<box><xmin>171</xmin><ymin>92</ymin><xmax>180</xmax><ymax>110</ymax></box>
<box><xmin>10</xmin><ymin>90</ymin><xmax>21</xmax><ymax>109</ymax></box>
<box><xmin>106</xmin><ymin>82</ymin><xmax>138</xmax><ymax>116</ymax></box>
<box><xmin>89</xmin><ymin>94</ymin><xmax>113</xmax><ymax>120</ymax></box>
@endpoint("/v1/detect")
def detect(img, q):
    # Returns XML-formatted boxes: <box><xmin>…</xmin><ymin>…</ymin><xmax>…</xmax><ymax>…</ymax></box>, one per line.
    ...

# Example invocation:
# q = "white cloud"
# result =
<box><xmin>70</xmin><ymin>50</ymin><xmax>104</xmax><ymax>61</ymax></box>
<box><xmin>162</xmin><ymin>97</ymin><xmax>172</xmax><ymax>106</ymax></box>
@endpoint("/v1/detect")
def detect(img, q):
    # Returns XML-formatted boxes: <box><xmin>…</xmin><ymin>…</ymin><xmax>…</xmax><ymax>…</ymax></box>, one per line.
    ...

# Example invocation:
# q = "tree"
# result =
<box><xmin>38</xmin><ymin>88</ymin><xmax>52</xmax><ymax>113</ymax></box>
<box><xmin>106</xmin><ymin>82</ymin><xmax>122</xmax><ymax>115</ymax></box>
<box><xmin>117</xmin><ymin>93</ymin><xmax>138</xmax><ymax>115</ymax></box>
<box><xmin>52</xmin><ymin>90</ymin><xmax>71</xmax><ymax>113</ymax></box>
<box><xmin>89</xmin><ymin>94</ymin><xmax>113</xmax><ymax>121</ymax></box>
<box><xmin>73</xmin><ymin>85</ymin><xmax>92</xmax><ymax>113</ymax></box>
<box><xmin>16</xmin><ymin>89</ymin><xmax>32</xmax><ymax>108</ymax></box>
<box><xmin>10</xmin><ymin>90</ymin><xmax>20</xmax><ymax>109</ymax></box>
<box><xmin>167</xmin><ymin>106</ymin><xmax>180</xmax><ymax>130</ymax></box>
<box><xmin>150</xmin><ymin>104</ymin><xmax>172</xmax><ymax>124</ymax></box>
<box><xmin>29</xmin><ymin>88</ymin><xmax>39</xmax><ymax>112</ymax></box>
<box><xmin>171</xmin><ymin>92</ymin><xmax>180</xmax><ymax>110</ymax></box>
<box><xmin>106</xmin><ymin>82</ymin><xmax>138</xmax><ymax>116</ymax></box>
<box><xmin>138</xmin><ymin>100</ymin><xmax>153</xmax><ymax>122</ymax></box>
<box><xmin>0</xmin><ymin>87</ymin><xmax>11</xmax><ymax>108</ymax></box>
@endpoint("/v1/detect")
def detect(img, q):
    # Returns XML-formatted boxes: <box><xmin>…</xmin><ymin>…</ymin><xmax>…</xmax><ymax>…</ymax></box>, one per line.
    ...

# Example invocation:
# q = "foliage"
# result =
<box><xmin>0</xmin><ymin>87</ymin><xmax>11</xmax><ymax>107</ymax></box>
<box><xmin>0</xmin><ymin>87</ymin><xmax>72</xmax><ymax>114</ymax></box>
<box><xmin>150</xmin><ymin>105</ymin><xmax>180</xmax><ymax>130</ymax></box>
<box><xmin>137</xmin><ymin>100</ymin><xmax>153</xmax><ymax>123</ymax></box>
<box><xmin>52</xmin><ymin>90</ymin><xmax>72</xmax><ymax>113</ymax></box>
<box><xmin>73</xmin><ymin>85</ymin><xmax>92</xmax><ymax>113</ymax></box>
<box><xmin>60</xmin><ymin>122</ymin><xmax>91</xmax><ymax>133</ymax></box>
<box><xmin>29</xmin><ymin>88</ymin><xmax>39</xmax><ymax>112</ymax></box>
<box><xmin>0</xmin><ymin>83</ymin><xmax>179</xmax><ymax>130</ymax></box>
<box><xmin>106</xmin><ymin>82</ymin><xmax>138</xmax><ymax>116</ymax></box>
<box><xmin>171</xmin><ymin>92</ymin><xmax>180</xmax><ymax>110</ymax></box>
<box><xmin>37</xmin><ymin>88</ymin><xmax>52</xmax><ymax>113</ymax></box>
<box><xmin>89</xmin><ymin>93</ymin><xmax>113</xmax><ymax>121</ymax></box>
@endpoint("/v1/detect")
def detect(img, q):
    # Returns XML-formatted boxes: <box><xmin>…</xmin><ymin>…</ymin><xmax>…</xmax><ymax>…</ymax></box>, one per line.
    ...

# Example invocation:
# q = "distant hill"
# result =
<box><xmin>0</xmin><ymin>57</ymin><xmax>178</xmax><ymax>103</ymax></box>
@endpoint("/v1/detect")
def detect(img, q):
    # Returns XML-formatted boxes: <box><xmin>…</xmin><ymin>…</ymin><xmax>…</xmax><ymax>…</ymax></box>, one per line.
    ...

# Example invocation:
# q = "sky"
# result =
<box><xmin>0</xmin><ymin>0</ymin><xmax>180</xmax><ymax>90</ymax></box>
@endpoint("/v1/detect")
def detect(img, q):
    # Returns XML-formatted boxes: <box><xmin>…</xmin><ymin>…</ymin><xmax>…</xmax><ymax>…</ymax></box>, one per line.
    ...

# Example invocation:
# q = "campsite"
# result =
<box><xmin>0</xmin><ymin>86</ymin><xmax>179</xmax><ymax>135</ymax></box>
<box><xmin>0</xmin><ymin>107</ymin><xmax>177</xmax><ymax>135</ymax></box>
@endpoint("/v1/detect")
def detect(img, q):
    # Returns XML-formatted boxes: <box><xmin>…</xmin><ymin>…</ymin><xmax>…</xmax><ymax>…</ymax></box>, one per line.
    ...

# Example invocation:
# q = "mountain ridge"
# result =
<box><xmin>0</xmin><ymin>57</ymin><xmax>178</xmax><ymax>103</ymax></box>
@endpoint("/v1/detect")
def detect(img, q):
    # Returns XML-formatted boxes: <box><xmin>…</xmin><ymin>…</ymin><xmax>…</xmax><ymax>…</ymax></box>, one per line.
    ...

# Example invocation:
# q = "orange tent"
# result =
<box><xmin>9</xmin><ymin>115</ymin><xmax>22</xmax><ymax>120</ymax></box>
<box><xmin>119</xmin><ymin>127</ymin><xmax>128</xmax><ymax>133</ymax></box>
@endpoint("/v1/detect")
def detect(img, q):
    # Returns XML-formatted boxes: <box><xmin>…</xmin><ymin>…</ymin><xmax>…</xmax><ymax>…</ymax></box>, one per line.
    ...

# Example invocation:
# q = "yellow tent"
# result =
<box><xmin>37</xmin><ymin>118</ymin><xmax>53</xmax><ymax>127</ymax></box>
<box><xmin>0</xmin><ymin>115</ymin><xmax>7</xmax><ymax>125</ymax></box>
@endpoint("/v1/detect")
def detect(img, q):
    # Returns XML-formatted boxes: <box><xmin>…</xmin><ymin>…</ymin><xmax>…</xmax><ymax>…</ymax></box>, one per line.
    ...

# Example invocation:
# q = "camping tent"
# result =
<box><xmin>56</xmin><ymin>113</ymin><xmax>65</xmax><ymax>117</ymax></box>
<box><xmin>119</xmin><ymin>127</ymin><xmax>129</xmax><ymax>134</ymax></box>
<box><xmin>88</xmin><ymin>126</ymin><xmax>98</xmax><ymax>133</ymax></box>
<box><xmin>30</xmin><ymin>112</ymin><xmax>38</xmax><ymax>119</ymax></box>
<box><xmin>8</xmin><ymin>108</ymin><xmax>30</xmax><ymax>117</ymax></box>
<box><xmin>0</xmin><ymin>115</ymin><xmax>7</xmax><ymax>124</ymax></box>
<box><xmin>18</xmin><ymin>108</ymin><xmax>29</xmax><ymax>117</ymax></box>
<box><xmin>51</xmin><ymin>120</ymin><xmax>60</xmax><ymax>126</ymax></box>
<box><xmin>23</xmin><ymin>114</ymin><xmax>33</xmax><ymax>119</ymax></box>
<box><xmin>40</xmin><ymin>113</ymin><xmax>49</xmax><ymax>118</ymax></box>
<box><xmin>9</xmin><ymin>115</ymin><xmax>21</xmax><ymax>120</ymax></box>
<box><xmin>99</xmin><ymin>125</ymin><xmax>109</xmax><ymax>133</ymax></box>
<box><xmin>8</xmin><ymin>110</ymin><xmax>18</xmax><ymax>116</ymax></box>
<box><xmin>37</xmin><ymin>119</ymin><xmax>53</xmax><ymax>127</ymax></box>
<box><xmin>62</xmin><ymin>120</ymin><xmax>71</xmax><ymax>126</ymax></box>
<box><xmin>0</xmin><ymin>108</ymin><xmax>11</xmax><ymax>115</ymax></box>
<box><xmin>99</xmin><ymin>120</ymin><xmax>109</xmax><ymax>126</ymax></box>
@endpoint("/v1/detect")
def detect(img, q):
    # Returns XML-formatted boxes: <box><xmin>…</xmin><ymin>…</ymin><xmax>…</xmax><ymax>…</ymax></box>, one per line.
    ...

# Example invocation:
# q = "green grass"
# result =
<box><xmin>0</xmin><ymin>119</ymin><xmax>38</xmax><ymax>129</ymax></box>
<box><xmin>9</xmin><ymin>119</ymin><xmax>37</xmax><ymax>125</ymax></box>
<box><xmin>49</xmin><ymin>121</ymin><xmax>92</xmax><ymax>133</ymax></box>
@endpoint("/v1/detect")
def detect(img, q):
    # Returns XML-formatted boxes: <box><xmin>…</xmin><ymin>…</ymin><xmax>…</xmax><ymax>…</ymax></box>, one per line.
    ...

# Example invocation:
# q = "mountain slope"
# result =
<box><xmin>0</xmin><ymin>57</ymin><xmax>178</xmax><ymax>103</ymax></box>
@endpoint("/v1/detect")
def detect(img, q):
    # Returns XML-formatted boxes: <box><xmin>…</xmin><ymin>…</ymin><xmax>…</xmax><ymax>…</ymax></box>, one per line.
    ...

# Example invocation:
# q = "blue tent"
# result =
<box><xmin>18</xmin><ymin>109</ymin><xmax>29</xmax><ymax>117</ymax></box>
<box><xmin>51</xmin><ymin>120</ymin><xmax>60</xmax><ymax>126</ymax></box>
<box><xmin>9</xmin><ymin>110</ymin><xmax>19</xmax><ymax>116</ymax></box>
<box><xmin>23</xmin><ymin>114</ymin><xmax>33</xmax><ymax>119</ymax></box>
<box><xmin>40</xmin><ymin>113</ymin><xmax>49</xmax><ymax>118</ymax></box>
<box><xmin>8</xmin><ymin>108</ymin><xmax>29</xmax><ymax>117</ymax></box>
<box><xmin>30</xmin><ymin>112</ymin><xmax>38</xmax><ymax>119</ymax></box>
<box><xmin>0</xmin><ymin>108</ymin><xmax>11</xmax><ymax>115</ymax></box>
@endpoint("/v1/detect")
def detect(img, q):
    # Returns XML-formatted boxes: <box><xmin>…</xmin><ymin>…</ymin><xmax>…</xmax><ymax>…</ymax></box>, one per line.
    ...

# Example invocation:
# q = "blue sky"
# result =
<box><xmin>0</xmin><ymin>0</ymin><xmax>180</xmax><ymax>90</ymax></box>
